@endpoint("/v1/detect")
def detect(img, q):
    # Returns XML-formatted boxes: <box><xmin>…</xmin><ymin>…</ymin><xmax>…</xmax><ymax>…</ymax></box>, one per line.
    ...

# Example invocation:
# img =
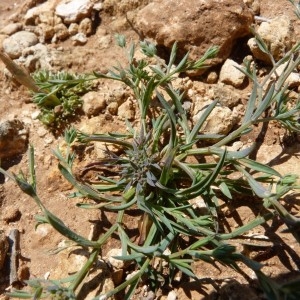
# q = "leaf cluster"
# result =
<box><xmin>31</xmin><ymin>70</ymin><xmax>94</xmax><ymax>129</ymax></box>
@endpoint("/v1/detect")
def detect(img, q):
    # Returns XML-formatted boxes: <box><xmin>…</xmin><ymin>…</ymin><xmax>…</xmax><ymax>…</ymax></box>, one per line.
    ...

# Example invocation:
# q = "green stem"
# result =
<box><xmin>70</xmin><ymin>248</ymin><xmax>100</xmax><ymax>292</ymax></box>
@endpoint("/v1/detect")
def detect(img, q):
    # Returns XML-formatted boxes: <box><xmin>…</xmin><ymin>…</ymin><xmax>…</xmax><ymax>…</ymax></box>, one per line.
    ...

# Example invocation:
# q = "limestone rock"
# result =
<box><xmin>54</xmin><ymin>23</ymin><xmax>69</xmax><ymax>40</ymax></box>
<box><xmin>106</xmin><ymin>248</ymin><xmax>129</xmax><ymax>270</ymax></box>
<box><xmin>82</xmin><ymin>91</ymin><xmax>107</xmax><ymax>117</ymax></box>
<box><xmin>248</xmin><ymin>16</ymin><xmax>294</xmax><ymax>63</ymax></box>
<box><xmin>35</xmin><ymin>23</ymin><xmax>55</xmax><ymax>42</ymax></box>
<box><xmin>272</xmin><ymin>62</ymin><xmax>300</xmax><ymax>88</ymax></box>
<box><xmin>71</xmin><ymin>32</ymin><xmax>88</xmax><ymax>45</ymax></box>
<box><xmin>0</xmin><ymin>119</ymin><xmax>28</xmax><ymax>159</ymax></box>
<box><xmin>2</xmin><ymin>31</ymin><xmax>39</xmax><ymax>59</ymax></box>
<box><xmin>68</xmin><ymin>23</ymin><xmax>79</xmax><ymax>36</ymax></box>
<box><xmin>212</xmin><ymin>83</ymin><xmax>243</xmax><ymax>108</ymax></box>
<box><xmin>79</xmin><ymin>18</ymin><xmax>93</xmax><ymax>36</ymax></box>
<box><xmin>18</xmin><ymin>43</ymin><xmax>58</xmax><ymax>72</ymax></box>
<box><xmin>193</xmin><ymin>105</ymin><xmax>237</xmax><ymax>135</ymax></box>
<box><xmin>55</xmin><ymin>0</ymin><xmax>94</xmax><ymax>24</ymax></box>
<box><xmin>118</xmin><ymin>100</ymin><xmax>135</xmax><ymax>120</ymax></box>
<box><xmin>219</xmin><ymin>59</ymin><xmax>246</xmax><ymax>88</ymax></box>
<box><xmin>24</xmin><ymin>0</ymin><xmax>61</xmax><ymax>25</ymax></box>
<box><xmin>0</xmin><ymin>23</ymin><xmax>23</xmax><ymax>35</ymax></box>
<box><xmin>136</xmin><ymin>0</ymin><xmax>253</xmax><ymax>72</ymax></box>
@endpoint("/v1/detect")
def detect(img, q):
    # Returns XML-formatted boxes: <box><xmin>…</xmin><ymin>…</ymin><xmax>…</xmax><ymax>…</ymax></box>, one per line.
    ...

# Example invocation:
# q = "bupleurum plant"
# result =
<box><xmin>1</xmin><ymin>4</ymin><xmax>300</xmax><ymax>299</ymax></box>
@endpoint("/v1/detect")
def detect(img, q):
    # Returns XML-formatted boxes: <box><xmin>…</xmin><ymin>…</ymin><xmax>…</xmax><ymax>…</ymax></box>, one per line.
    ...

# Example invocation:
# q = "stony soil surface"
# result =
<box><xmin>0</xmin><ymin>1</ymin><xmax>300</xmax><ymax>299</ymax></box>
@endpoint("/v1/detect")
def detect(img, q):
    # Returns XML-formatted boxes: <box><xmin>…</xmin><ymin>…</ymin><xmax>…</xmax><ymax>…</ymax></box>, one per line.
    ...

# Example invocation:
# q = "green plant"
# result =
<box><xmin>31</xmin><ymin>70</ymin><xmax>94</xmax><ymax>130</ymax></box>
<box><xmin>1</xmin><ymin>19</ymin><xmax>300</xmax><ymax>300</ymax></box>
<box><xmin>0</xmin><ymin>52</ymin><xmax>94</xmax><ymax>131</ymax></box>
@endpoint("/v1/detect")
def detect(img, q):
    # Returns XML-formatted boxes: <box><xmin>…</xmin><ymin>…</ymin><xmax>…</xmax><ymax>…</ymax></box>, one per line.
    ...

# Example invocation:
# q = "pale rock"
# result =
<box><xmin>68</xmin><ymin>23</ymin><xmax>79</xmax><ymax>36</ymax></box>
<box><xmin>35</xmin><ymin>224</ymin><xmax>52</xmax><ymax>238</ymax></box>
<box><xmin>107</xmin><ymin>102</ymin><xmax>119</xmax><ymax>115</ymax></box>
<box><xmin>78</xmin><ymin>115</ymin><xmax>107</xmax><ymax>134</ymax></box>
<box><xmin>31</xmin><ymin>111</ymin><xmax>40</xmax><ymax>120</ymax></box>
<box><xmin>71</xmin><ymin>32</ymin><xmax>88</xmax><ymax>45</ymax></box>
<box><xmin>167</xmin><ymin>291</ymin><xmax>178</xmax><ymax>300</ymax></box>
<box><xmin>212</xmin><ymin>83</ymin><xmax>242</xmax><ymax>108</ymax></box>
<box><xmin>56</xmin><ymin>0</ymin><xmax>94</xmax><ymax>24</ymax></box>
<box><xmin>79</xmin><ymin>18</ymin><xmax>93</xmax><ymax>36</ymax></box>
<box><xmin>272</xmin><ymin>61</ymin><xmax>300</xmax><ymax>88</ymax></box>
<box><xmin>82</xmin><ymin>91</ymin><xmax>107</xmax><ymax>117</ymax></box>
<box><xmin>136</xmin><ymin>0</ymin><xmax>253</xmax><ymax>73</ymax></box>
<box><xmin>2</xmin><ymin>31</ymin><xmax>39</xmax><ymax>59</ymax></box>
<box><xmin>93</xmin><ymin>1</ymin><xmax>103</xmax><ymax>11</ymax></box>
<box><xmin>248</xmin><ymin>15</ymin><xmax>294</xmax><ymax>63</ymax></box>
<box><xmin>206</xmin><ymin>71</ymin><xmax>218</xmax><ymax>84</ymax></box>
<box><xmin>54</xmin><ymin>241</ymin><xmax>89</xmax><ymax>275</ymax></box>
<box><xmin>0</xmin><ymin>119</ymin><xmax>28</xmax><ymax>159</ymax></box>
<box><xmin>0</xmin><ymin>23</ymin><xmax>22</xmax><ymax>35</ymax></box>
<box><xmin>54</xmin><ymin>23</ymin><xmax>69</xmax><ymax>40</ymax></box>
<box><xmin>118</xmin><ymin>100</ymin><xmax>135</xmax><ymax>120</ymax></box>
<box><xmin>18</xmin><ymin>43</ymin><xmax>58</xmax><ymax>72</ymax></box>
<box><xmin>38</xmin><ymin>11</ymin><xmax>56</xmax><ymax>26</ymax></box>
<box><xmin>98</xmin><ymin>34</ymin><xmax>111</xmax><ymax>49</ymax></box>
<box><xmin>106</xmin><ymin>248</ymin><xmax>127</xmax><ymax>270</ymax></box>
<box><xmin>24</xmin><ymin>0</ymin><xmax>60</xmax><ymax>24</ymax></box>
<box><xmin>193</xmin><ymin>105</ymin><xmax>237</xmax><ymax>135</ymax></box>
<box><xmin>37</xmin><ymin>126</ymin><xmax>48</xmax><ymax>138</ymax></box>
<box><xmin>219</xmin><ymin>59</ymin><xmax>246</xmax><ymax>88</ymax></box>
<box><xmin>36</xmin><ymin>23</ymin><xmax>55</xmax><ymax>42</ymax></box>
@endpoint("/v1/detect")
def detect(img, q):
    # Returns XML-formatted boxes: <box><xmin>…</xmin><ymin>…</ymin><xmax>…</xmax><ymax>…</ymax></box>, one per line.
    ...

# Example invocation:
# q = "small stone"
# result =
<box><xmin>56</xmin><ymin>0</ymin><xmax>94</xmax><ymax>24</ymax></box>
<box><xmin>2</xmin><ymin>206</ymin><xmax>21</xmax><ymax>223</ymax></box>
<box><xmin>24</xmin><ymin>0</ymin><xmax>59</xmax><ymax>25</ymax></box>
<box><xmin>78</xmin><ymin>18</ymin><xmax>93</xmax><ymax>36</ymax></box>
<box><xmin>71</xmin><ymin>32</ymin><xmax>88</xmax><ymax>45</ymax></box>
<box><xmin>107</xmin><ymin>102</ymin><xmax>119</xmax><ymax>115</ymax></box>
<box><xmin>54</xmin><ymin>23</ymin><xmax>69</xmax><ymax>40</ymax></box>
<box><xmin>248</xmin><ymin>15</ymin><xmax>294</xmax><ymax>63</ymax></box>
<box><xmin>68</xmin><ymin>23</ymin><xmax>79</xmax><ymax>36</ymax></box>
<box><xmin>98</xmin><ymin>35</ymin><xmax>111</xmax><ymax>49</ymax></box>
<box><xmin>271</xmin><ymin>61</ymin><xmax>300</xmax><ymax>88</ymax></box>
<box><xmin>206</xmin><ymin>71</ymin><xmax>218</xmax><ymax>84</ymax></box>
<box><xmin>44</xmin><ymin>137</ymin><xmax>54</xmax><ymax>144</ymax></box>
<box><xmin>219</xmin><ymin>59</ymin><xmax>246</xmax><ymax>88</ymax></box>
<box><xmin>118</xmin><ymin>100</ymin><xmax>135</xmax><ymax>120</ymax></box>
<box><xmin>212</xmin><ymin>83</ymin><xmax>242</xmax><ymax>108</ymax></box>
<box><xmin>37</xmin><ymin>126</ymin><xmax>48</xmax><ymax>137</ymax></box>
<box><xmin>82</xmin><ymin>91</ymin><xmax>107</xmax><ymax>117</ymax></box>
<box><xmin>167</xmin><ymin>291</ymin><xmax>178</xmax><ymax>300</ymax></box>
<box><xmin>0</xmin><ymin>23</ymin><xmax>22</xmax><ymax>35</ymax></box>
<box><xmin>2</xmin><ymin>31</ymin><xmax>39</xmax><ymax>59</ymax></box>
<box><xmin>193</xmin><ymin>105</ymin><xmax>237</xmax><ymax>135</ymax></box>
<box><xmin>106</xmin><ymin>248</ymin><xmax>129</xmax><ymax>270</ymax></box>
<box><xmin>36</xmin><ymin>23</ymin><xmax>55</xmax><ymax>42</ymax></box>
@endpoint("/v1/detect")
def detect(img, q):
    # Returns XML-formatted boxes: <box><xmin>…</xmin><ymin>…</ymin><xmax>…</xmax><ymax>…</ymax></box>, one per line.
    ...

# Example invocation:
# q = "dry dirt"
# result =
<box><xmin>0</xmin><ymin>1</ymin><xmax>300</xmax><ymax>300</ymax></box>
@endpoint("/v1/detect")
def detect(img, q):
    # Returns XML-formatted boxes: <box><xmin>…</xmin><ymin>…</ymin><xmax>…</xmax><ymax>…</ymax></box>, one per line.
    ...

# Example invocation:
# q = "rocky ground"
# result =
<box><xmin>0</xmin><ymin>0</ymin><xmax>300</xmax><ymax>299</ymax></box>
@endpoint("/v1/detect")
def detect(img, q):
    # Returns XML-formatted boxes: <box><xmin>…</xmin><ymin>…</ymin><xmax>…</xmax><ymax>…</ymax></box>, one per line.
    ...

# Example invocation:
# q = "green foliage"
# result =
<box><xmin>2</xmin><ymin>8</ymin><xmax>300</xmax><ymax>299</ymax></box>
<box><xmin>31</xmin><ymin>70</ymin><xmax>94</xmax><ymax>129</ymax></box>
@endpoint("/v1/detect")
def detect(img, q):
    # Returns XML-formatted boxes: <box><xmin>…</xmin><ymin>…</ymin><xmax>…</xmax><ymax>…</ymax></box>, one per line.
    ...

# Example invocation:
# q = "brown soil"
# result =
<box><xmin>0</xmin><ymin>1</ymin><xmax>300</xmax><ymax>299</ymax></box>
